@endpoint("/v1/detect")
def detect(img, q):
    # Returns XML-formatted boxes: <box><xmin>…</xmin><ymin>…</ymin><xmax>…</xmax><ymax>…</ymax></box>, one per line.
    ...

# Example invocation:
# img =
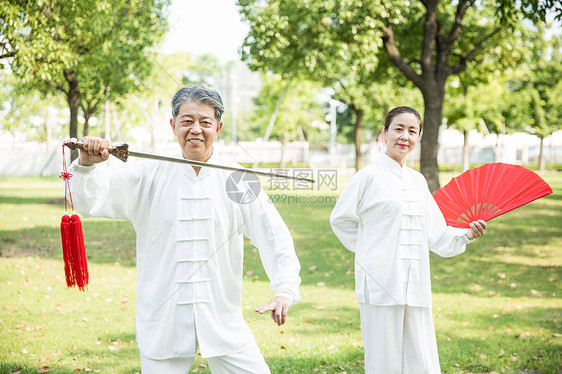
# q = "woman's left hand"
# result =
<box><xmin>466</xmin><ymin>219</ymin><xmax>487</xmax><ymax>240</ymax></box>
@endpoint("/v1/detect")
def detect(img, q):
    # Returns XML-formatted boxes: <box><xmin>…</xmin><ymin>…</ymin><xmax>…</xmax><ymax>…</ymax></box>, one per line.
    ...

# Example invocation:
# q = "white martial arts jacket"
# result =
<box><xmin>330</xmin><ymin>153</ymin><xmax>471</xmax><ymax>308</ymax></box>
<box><xmin>68</xmin><ymin>153</ymin><xmax>301</xmax><ymax>359</ymax></box>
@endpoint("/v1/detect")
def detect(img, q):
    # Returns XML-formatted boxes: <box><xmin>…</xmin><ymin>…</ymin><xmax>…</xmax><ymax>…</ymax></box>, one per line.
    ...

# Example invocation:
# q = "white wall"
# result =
<box><xmin>1</xmin><ymin>129</ymin><xmax>561</xmax><ymax>176</ymax></box>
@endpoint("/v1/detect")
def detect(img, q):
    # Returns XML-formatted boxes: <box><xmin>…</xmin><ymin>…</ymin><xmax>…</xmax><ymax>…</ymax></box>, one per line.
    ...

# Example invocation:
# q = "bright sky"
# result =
<box><xmin>159</xmin><ymin>0</ymin><xmax>249</xmax><ymax>63</ymax></box>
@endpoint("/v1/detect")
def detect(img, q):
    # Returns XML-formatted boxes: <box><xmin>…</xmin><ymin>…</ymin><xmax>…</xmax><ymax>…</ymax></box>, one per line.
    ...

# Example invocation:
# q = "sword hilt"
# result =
<box><xmin>64</xmin><ymin>139</ymin><xmax>130</xmax><ymax>162</ymax></box>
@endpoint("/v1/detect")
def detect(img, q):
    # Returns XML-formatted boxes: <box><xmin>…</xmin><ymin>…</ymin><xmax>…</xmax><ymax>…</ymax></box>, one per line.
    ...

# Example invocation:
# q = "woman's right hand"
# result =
<box><xmin>466</xmin><ymin>219</ymin><xmax>487</xmax><ymax>240</ymax></box>
<box><xmin>78</xmin><ymin>136</ymin><xmax>111</xmax><ymax>166</ymax></box>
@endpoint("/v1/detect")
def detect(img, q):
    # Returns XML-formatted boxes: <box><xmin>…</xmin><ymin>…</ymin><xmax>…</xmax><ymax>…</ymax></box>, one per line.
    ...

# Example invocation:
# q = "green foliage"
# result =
<box><xmin>179</xmin><ymin>54</ymin><xmax>224</xmax><ymax>88</ymax></box>
<box><xmin>495</xmin><ymin>0</ymin><xmax>561</xmax><ymax>24</ymax></box>
<box><xmin>509</xmin><ymin>32</ymin><xmax>562</xmax><ymax>139</ymax></box>
<box><xmin>250</xmin><ymin>74</ymin><xmax>324</xmax><ymax>142</ymax></box>
<box><xmin>0</xmin><ymin>71</ymin><xmax>67</xmax><ymax>142</ymax></box>
<box><xmin>333</xmin><ymin>83</ymin><xmax>424</xmax><ymax>145</ymax></box>
<box><xmin>237</xmin><ymin>0</ymin><xmax>397</xmax><ymax>169</ymax></box>
<box><xmin>238</xmin><ymin>0</ymin><xmax>383</xmax><ymax>82</ymax></box>
<box><xmin>444</xmin><ymin>75</ymin><xmax>510</xmax><ymax>135</ymax></box>
<box><xmin>4</xmin><ymin>0</ymin><xmax>168</xmax><ymax>93</ymax></box>
<box><xmin>442</xmin><ymin>5</ymin><xmax>541</xmax><ymax>136</ymax></box>
<box><xmin>1</xmin><ymin>0</ymin><xmax>170</xmax><ymax>139</ymax></box>
<box><xmin>237</xmin><ymin>0</ymin><xmax>558</xmax><ymax>186</ymax></box>
<box><xmin>99</xmin><ymin>52</ymin><xmax>226</xmax><ymax>144</ymax></box>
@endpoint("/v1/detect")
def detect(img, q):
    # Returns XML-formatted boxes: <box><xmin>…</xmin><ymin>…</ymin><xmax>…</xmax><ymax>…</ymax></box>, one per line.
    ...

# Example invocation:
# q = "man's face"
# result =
<box><xmin>170</xmin><ymin>100</ymin><xmax>223</xmax><ymax>162</ymax></box>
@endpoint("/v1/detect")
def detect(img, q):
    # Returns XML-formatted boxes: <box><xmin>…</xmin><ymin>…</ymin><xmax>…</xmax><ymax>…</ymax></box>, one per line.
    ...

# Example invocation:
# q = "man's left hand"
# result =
<box><xmin>255</xmin><ymin>296</ymin><xmax>293</xmax><ymax>326</ymax></box>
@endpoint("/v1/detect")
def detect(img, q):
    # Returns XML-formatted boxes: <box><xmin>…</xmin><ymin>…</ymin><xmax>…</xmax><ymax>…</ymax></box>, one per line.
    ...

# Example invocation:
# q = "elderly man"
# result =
<box><xmin>68</xmin><ymin>85</ymin><xmax>301</xmax><ymax>373</ymax></box>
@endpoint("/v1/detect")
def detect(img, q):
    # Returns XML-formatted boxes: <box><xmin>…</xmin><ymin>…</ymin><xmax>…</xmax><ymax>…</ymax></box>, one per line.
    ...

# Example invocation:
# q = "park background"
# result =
<box><xmin>1</xmin><ymin>0</ymin><xmax>561</xmax><ymax>373</ymax></box>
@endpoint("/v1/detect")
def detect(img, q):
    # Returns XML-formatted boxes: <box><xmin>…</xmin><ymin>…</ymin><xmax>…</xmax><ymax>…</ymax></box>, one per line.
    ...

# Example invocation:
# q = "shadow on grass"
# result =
<box><xmin>0</xmin><ymin>220</ymin><xmax>137</xmax><ymax>267</ymax></box>
<box><xmin>1</xmin><ymin>332</ymin><xmax>141</xmax><ymax>374</ymax></box>
<box><xmin>2</xmin><ymin>189</ymin><xmax>560</xmax><ymax>299</ymax></box>
<box><xmin>544</xmin><ymin>191</ymin><xmax>561</xmax><ymax>201</ymax></box>
<box><xmin>431</xmin><ymin>256</ymin><xmax>560</xmax><ymax>299</ymax></box>
<box><xmin>265</xmin><ymin>350</ymin><xmax>365</xmax><ymax>374</ymax></box>
<box><xmin>1</xmin><ymin>342</ymin><xmax>365</xmax><ymax>374</ymax></box>
<box><xmin>431</xmin><ymin>200</ymin><xmax>561</xmax><ymax>300</ymax></box>
<box><xmin>290</xmin><ymin>302</ymin><xmax>360</xmax><ymax>334</ymax></box>
<box><xmin>437</xmin><ymin>307</ymin><xmax>561</xmax><ymax>373</ymax></box>
<box><xmin>5</xmin><ymin>204</ymin><xmax>558</xmax><ymax>302</ymax></box>
<box><xmin>0</xmin><ymin>195</ymin><xmax>65</xmax><ymax>205</ymax></box>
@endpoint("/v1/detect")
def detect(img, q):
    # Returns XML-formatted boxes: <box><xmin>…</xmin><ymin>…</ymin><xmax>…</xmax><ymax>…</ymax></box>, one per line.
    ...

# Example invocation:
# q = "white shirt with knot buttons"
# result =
<box><xmin>69</xmin><ymin>153</ymin><xmax>301</xmax><ymax>360</ymax></box>
<box><xmin>330</xmin><ymin>153</ymin><xmax>472</xmax><ymax>307</ymax></box>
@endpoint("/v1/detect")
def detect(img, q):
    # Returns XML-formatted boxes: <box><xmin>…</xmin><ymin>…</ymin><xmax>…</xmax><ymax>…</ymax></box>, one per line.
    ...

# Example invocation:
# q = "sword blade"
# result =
<box><xmin>63</xmin><ymin>139</ymin><xmax>315</xmax><ymax>183</ymax></box>
<box><xmin>128</xmin><ymin>151</ymin><xmax>315</xmax><ymax>183</ymax></box>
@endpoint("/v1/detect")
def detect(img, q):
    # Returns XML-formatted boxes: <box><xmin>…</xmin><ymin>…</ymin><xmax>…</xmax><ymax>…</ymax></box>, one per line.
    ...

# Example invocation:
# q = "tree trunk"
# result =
<box><xmin>264</xmin><ymin>89</ymin><xmax>285</xmax><ymax>142</ymax></box>
<box><xmin>112</xmin><ymin>105</ymin><xmax>123</xmax><ymax>140</ymax></box>
<box><xmin>462</xmin><ymin>129</ymin><xmax>470</xmax><ymax>172</ymax></box>
<box><xmin>549</xmin><ymin>136</ymin><xmax>553</xmax><ymax>169</ymax></box>
<box><xmin>83</xmin><ymin>113</ymin><xmax>90</xmax><ymax>137</ymax></box>
<box><xmin>65</xmin><ymin>70</ymin><xmax>80</xmax><ymax>161</ymax></box>
<box><xmin>538</xmin><ymin>135</ymin><xmax>545</xmax><ymax>172</ymax></box>
<box><xmin>420</xmin><ymin>93</ymin><xmax>444</xmax><ymax>193</ymax></box>
<box><xmin>380</xmin><ymin>0</ymin><xmax>472</xmax><ymax>192</ymax></box>
<box><xmin>353</xmin><ymin>107</ymin><xmax>364</xmax><ymax>171</ymax></box>
<box><xmin>82</xmin><ymin>99</ymin><xmax>102</xmax><ymax>139</ymax></box>
<box><xmin>151</xmin><ymin>97</ymin><xmax>159</xmax><ymax>150</ymax></box>
<box><xmin>104</xmin><ymin>100</ymin><xmax>111</xmax><ymax>139</ymax></box>
<box><xmin>44</xmin><ymin>107</ymin><xmax>52</xmax><ymax>150</ymax></box>
<box><xmin>279</xmin><ymin>133</ymin><xmax>286</xmax><ymax>169</ymax></box>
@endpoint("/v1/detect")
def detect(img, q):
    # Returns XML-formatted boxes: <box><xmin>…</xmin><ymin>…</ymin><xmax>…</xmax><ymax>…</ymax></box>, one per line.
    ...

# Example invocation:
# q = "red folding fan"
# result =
<box><xmin>433</xmin><ymin>163</ymin><xmax>553</xmax><ymax>228</ymax></box>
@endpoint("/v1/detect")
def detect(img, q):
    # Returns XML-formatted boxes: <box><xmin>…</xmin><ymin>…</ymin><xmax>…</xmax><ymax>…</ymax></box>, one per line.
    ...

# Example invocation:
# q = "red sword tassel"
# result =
<box><xmin>60</xmin><ymin>145</ymin><xmax>89</xmax><ymax>291</ymax></box>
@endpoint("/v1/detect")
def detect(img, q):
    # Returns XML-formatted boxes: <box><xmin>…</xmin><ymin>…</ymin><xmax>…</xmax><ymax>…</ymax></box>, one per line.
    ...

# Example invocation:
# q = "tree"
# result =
<box><xmin>250</xmin><ymin>74</ymin><xmax>324</xmax><ymax>167</ymax></box>
<box><xmin>375</xmin><ymin>1</ymin><xmax>555</xmax><ymax>191</ymax></box>
<box><xmin>443</xmin><ymin>75</ymin><xmax>509</xmax><ymax>170</ymax></box>
<box><xmin>237</xmin><ymin>0</ymin><xmax>557</xmax><ymax>191</ymax></box>
<box><xmin>1</xmin><ymin>0</ymin><xmax>169</xmax><ymax>159</ymax></box>
<box><xmin>516</xmin><ymin>33</ymin><xmax>562</xmax><ymax>170</ymax></box>
<box><xmin>0</xmin><ymin>70</ymin><xmax>67</xmax><ymax>146</ymax></box>
<box><xmin>107</xmin><ymin>52</ymin><xmax>224</xmax><ymax>148</ymax></box>
<box><xmin>238</xmin><ymin>0</ymin><xmax>389</xmax><ymax>170</ymax></box>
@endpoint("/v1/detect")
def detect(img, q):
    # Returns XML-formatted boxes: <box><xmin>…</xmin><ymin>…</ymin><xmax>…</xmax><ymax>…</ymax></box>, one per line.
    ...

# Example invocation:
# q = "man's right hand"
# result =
<box><xmin>78</xmin><ymin>136</ymin><xmax>111</xmax><ymax>166</ymax></box>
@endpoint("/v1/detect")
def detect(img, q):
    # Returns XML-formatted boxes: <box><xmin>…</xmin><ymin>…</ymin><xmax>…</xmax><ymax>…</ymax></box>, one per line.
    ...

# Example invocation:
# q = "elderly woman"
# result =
<box><xmin>330</xmin><ymin>106</ymin><xmax>486</xmax><ymax>374</ymax></box>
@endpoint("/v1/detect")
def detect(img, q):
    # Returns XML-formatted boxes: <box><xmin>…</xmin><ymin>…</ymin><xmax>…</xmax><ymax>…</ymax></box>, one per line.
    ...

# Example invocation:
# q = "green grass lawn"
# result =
<box><xmin>0</xmin><ymin>172</ymin><xmax>560</xmax><ymax>374</ymax></box>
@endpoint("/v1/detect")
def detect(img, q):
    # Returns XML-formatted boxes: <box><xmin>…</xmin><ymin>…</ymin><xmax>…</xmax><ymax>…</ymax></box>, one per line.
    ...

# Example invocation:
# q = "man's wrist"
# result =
<box><xmin>275</xmin><ymin>292</ymin><xmax>302</xmax><ymax>305</ymax></box>
<box><xmin>71</xmin><ymin>159</ymin><xmax>96</xmax><ymax>172</ymax></box>
<box><xmin>78</xmin><ymin>158</ymin><xmax>94</xmax><ymax>166</ymax></box>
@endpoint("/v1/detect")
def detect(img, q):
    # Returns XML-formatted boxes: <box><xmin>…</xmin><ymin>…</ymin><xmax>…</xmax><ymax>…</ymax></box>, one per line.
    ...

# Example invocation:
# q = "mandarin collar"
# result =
<box><xmin>378</xmin><ymin>152</ymin><xmax>405</xmax><ymax>177</ymax></box>
<box><xmin>181</xmin><ymin>151</ymin><xmax>218</xmax><ymax>179</ymax></box>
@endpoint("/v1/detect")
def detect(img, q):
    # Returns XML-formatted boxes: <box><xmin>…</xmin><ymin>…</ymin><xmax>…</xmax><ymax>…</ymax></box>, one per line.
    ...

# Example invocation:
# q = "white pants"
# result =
<box><xmin>360</xmin><ymin>304</ymin><xmax>441</xmax><ymax>374</ymax></box>
<box><xmin>140</xmin><ymin>344</ymin><xmax>271</xmax><ymax>374</ymax></box>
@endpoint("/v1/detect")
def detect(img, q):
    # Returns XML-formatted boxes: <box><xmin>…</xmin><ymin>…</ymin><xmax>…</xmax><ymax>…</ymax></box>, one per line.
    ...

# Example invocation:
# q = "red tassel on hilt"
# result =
<box><xmin>60</xmin><ymin>214</ymin><xmax>75</xmax><ymax>287</ymax></box>
<box><xmin>70</xmin><ymin>213</ymin><xmax>89</xmax><ymax>290</ymax></box>
<box><xmin>59</xmin><ymin>144</ymin><xmax>89</xmax><ymax>291</ymax></box>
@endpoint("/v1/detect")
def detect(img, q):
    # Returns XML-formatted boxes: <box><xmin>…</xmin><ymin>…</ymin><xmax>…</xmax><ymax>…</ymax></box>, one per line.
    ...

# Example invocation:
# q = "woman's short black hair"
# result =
<box><xmin>383</xmin><ymin>106</ymin><xmax>423</xmax><ymax>133</ymax></box>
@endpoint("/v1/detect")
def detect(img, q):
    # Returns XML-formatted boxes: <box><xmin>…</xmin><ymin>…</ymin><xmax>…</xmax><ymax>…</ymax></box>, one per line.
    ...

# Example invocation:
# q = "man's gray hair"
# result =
<box><xmin>171</xmin><ymin>86</ymin><xmax>225</xmax><ymax>122</ymax></box>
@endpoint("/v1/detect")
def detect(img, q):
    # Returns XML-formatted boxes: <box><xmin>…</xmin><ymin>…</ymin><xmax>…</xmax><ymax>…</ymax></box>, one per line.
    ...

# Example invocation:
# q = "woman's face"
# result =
<box><xmin>383</xmin><ymin>112</ymin><xmax>421</xmax><ymax>166</ymax></box>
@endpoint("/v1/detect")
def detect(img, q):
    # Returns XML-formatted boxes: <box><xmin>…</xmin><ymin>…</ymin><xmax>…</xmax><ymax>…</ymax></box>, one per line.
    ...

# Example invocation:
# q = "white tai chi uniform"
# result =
<box><xmin>69</xmin><ymin>153</ymin><xmax>301</xmax><ymax>373</ymax></box>
<box><xmin>330</xmin><ymin>153</ymin><xmax>472</xmax><ymax>374</ymax></box>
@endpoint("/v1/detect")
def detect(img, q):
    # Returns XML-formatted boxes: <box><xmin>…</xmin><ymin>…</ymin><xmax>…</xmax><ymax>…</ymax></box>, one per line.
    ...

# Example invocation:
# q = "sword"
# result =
<box><xmin>64</xmin><ymin>139</ymin><xmax>315</xmax><ymax>183</ymax></box>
